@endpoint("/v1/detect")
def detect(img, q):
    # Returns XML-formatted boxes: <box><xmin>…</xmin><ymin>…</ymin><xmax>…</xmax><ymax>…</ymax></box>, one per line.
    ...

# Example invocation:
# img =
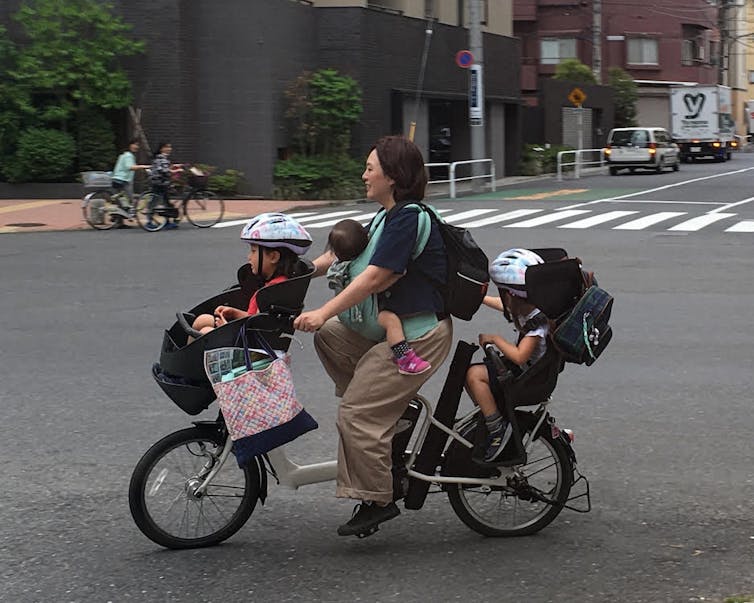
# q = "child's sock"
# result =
<box><xmin>390</xmin><ymin>340</ymin><xmax>410</xmax><ymax>359</ymax></box>
<box><xmin>484</xmin><ymin>411</ymin><xmax>505</xmax><ymax>435</ymax></box>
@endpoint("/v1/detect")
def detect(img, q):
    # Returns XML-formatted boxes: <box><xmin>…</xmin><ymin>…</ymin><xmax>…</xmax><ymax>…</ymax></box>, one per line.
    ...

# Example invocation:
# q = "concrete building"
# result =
<box><xmin>0</xmin><ymin>0</ymin><xmax>522</xmax><ymax>195</ymax></box>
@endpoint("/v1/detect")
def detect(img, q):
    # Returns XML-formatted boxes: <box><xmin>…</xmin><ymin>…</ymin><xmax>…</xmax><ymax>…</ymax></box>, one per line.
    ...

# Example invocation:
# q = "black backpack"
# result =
<box><xmin>416</xmin><ymin>203</ymin><xmax>490</xmax><ymax>321</ymax></box>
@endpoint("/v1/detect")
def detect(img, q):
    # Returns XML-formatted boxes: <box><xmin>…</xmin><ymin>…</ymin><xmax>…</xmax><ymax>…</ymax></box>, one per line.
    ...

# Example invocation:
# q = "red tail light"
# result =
<box><xmin>648</xmin><ymin>142</ymin><xmax>657</xmax><ymax>155</ymax></box>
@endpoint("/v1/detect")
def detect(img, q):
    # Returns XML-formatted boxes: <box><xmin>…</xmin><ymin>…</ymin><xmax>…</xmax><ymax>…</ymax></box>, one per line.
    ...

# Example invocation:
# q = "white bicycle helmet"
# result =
<box><xmin>240</xmin><ymin>212</ymin><xmax>312</xmax><ymax>255</ymax></box>
<box><xmin>489</xmin><ymin>248</ymin><xmax>544</xmax><ymax>298</ymax></box>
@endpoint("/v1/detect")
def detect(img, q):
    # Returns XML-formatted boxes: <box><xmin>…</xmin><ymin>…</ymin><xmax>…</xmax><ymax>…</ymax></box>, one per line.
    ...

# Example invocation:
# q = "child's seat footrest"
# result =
<box><xmin>152</xmin><ymin>363</ymin><xmax>215</xmax><ymax>416</ymax></box>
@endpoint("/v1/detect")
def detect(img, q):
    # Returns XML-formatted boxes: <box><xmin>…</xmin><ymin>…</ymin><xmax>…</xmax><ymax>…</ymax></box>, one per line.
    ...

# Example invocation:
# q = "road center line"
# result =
<box><xmin>559</xmin><ymin>167</ymin><xmax>754</xmax><ymax>210</ymax></box>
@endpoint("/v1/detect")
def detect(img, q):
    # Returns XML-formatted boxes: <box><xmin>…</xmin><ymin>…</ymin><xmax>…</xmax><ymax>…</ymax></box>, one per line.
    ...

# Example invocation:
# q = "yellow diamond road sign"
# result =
<box><xmin>568</xmin><ymin>87</ymin><xmax>587</xmax><ymax>107</ymax></box>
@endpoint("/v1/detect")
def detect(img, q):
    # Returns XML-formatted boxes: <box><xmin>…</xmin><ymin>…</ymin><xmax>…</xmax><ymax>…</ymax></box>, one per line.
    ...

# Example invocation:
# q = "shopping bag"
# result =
<box><xmin>204</xmin><ymin>327</ymin><xmax>317</xmax><ymax>466</ymax></box>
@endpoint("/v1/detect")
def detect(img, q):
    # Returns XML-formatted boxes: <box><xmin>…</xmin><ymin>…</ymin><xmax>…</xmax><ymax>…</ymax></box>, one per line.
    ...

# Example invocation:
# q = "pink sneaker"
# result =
<box><xmin>395</xmin><ymin>349</ymin><xmax>431</xmax><ymax>375</ymax></box>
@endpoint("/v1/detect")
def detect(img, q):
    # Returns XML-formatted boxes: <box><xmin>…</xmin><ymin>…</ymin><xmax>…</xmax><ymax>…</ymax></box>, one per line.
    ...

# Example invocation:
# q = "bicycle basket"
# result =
<box><xmin>187</xmin><ymin>171</ymin><xmax>208</xmax><ymax>189</ymax></box>
<box><xmin>81</xmin><ymin>171</ymin><xmax>113</xmax><ymax>188</ymax></box>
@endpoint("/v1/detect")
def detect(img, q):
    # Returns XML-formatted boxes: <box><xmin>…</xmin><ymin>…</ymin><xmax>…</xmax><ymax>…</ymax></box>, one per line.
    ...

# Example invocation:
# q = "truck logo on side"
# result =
<box><xmin>683</xmin><ymin>93</ymin><xmax>705</xmax><ymax>119</ymax></box>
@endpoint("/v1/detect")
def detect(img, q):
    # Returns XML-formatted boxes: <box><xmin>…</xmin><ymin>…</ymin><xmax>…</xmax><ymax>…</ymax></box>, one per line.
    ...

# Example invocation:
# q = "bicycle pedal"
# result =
<box><xmin>356</xmin><ymin>525</ymin><xmax>380</xmax><ymax>539</ymax></box>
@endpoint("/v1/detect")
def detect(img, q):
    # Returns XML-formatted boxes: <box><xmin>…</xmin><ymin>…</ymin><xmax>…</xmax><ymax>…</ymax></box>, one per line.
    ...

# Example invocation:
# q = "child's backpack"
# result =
<box><xmin>417</xmin><ymin>203</ymin><xmax>490</xmax><ymax>321</ymax></box>
<box><xmin>525</xmin><ymin>249</ymin><xmax>614</xmax><ymax>366</ymax></box>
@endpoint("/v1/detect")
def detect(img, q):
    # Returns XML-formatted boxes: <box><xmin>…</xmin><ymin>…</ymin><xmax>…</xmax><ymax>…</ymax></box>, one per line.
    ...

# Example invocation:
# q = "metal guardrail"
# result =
<box><xmin>556</xmin><ymin>148</ymin><xmax>607</xmax><ymax>181</ymax></box>
<box><xmin>426</xmin><ymin>159</ymin><xmax>496</xmax><ymax>198</ymax></box>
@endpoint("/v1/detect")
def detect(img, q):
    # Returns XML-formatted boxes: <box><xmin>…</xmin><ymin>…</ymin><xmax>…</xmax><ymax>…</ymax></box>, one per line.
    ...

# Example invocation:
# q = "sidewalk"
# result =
<box><xmin>0</xmin><ymin>175</ymin><xmax>553</xmax><ymax>234</ymax></box>
<box><xmin>0</xmin><ymin>198</ymin><xmax>344</xmax><ymax>234</ymax></box>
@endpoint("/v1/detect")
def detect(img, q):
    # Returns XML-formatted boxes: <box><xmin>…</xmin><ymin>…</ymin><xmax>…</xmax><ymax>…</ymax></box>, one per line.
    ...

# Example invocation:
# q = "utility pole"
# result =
<box><xmin>468</xmin><ymin>0</ymin><xmax>486</xmax><ymax>190</ymax></box>
<box><xmin>718</xmin><ymin>0</ymin><xmax>728</xmax><ymax>85</ymax></box>
<box><xmin>592</xmin><ymin>0</ymin><xmax>602</xmax><ymax>83</ymax></box>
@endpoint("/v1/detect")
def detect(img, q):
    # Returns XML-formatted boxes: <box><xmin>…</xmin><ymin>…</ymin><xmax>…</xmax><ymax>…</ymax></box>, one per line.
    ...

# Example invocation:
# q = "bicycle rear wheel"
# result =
<box><xmin>135</xmin><ymin>193</ymin><xmax>168</xmax><ymax>232</ymax></box>
<box><xmin>128</xmin><ymin>425</ymin><xmax>260</xmax><ymax>549</ymax></box>
<box><xmin>184</xmin><ymin>190</ymin><xmax>224</xmax><ymax>227</ymax></box>
<box><xmin>447</xmin><ymin>430</ymin><xmax>572</xmax><ymax>537</ymax></box>
<box><xmin>82</xmin><ymin>191</ymin><xmax>118</xmax><ymax>230</ymax></box>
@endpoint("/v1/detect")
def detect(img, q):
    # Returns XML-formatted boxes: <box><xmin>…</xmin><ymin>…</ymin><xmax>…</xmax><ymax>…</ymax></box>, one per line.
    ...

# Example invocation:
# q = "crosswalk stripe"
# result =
<box><xmin>612</xmin><ymin>212</ymin><xmax>686</xmax><ymax>230</ymax></box>
<box><xmin>558</xmin><ymin>210</ymin><xmax>638</xmax><ymax>229</ymax></box>
<box><xmin>295</xmin><ymin>210</ymin><xmax>362</xmax><ymax>223</ymax></box>
<box><xmin>503</xmin><ymin>209</ymin><xmax>590</xmax><ymax>228</ymax></box>
<box><xmin>725</xmin><ymin>220</ymin><xmax>754</xmax><ymax>232</ymax></box>
<box><xmin>459</xmin><ymin>209</ymin><xmax>542</xmax><ymax>228</ymax></box>
<box><xmin>213</xmin><ymin>218</ymin><xmax>250</xmax><ymax>228</ymax></box>
<box><xmin>442</xmin><ymin>209</ymin><xmax>497</xmax><ymax>223</ymax></box>
<box><xmin>667</xmin><ymin>212</ymin><xmax>736</xmax><ymax>231</ymax></box>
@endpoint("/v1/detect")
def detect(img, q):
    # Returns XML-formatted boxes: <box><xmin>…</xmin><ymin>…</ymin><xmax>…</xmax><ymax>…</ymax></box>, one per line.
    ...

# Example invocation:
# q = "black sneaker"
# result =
<box><xmin>337</xmin><ymin>501</ymin><xmax>400</xmax><ymax>538</ymax></box>
<box><xmin>484</xmin><ymin>422</ymin><xmax>513</xmax><ymax>462</ymax></box>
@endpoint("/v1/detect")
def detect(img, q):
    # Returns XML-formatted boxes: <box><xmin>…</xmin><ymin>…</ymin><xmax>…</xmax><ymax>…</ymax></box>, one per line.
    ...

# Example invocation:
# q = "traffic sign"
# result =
<box><xmin>456</xmin><ymin>50</ymin><xmax>474</xmax><ymax>69</ymax></box>
<box><xmin>568</xmin><ymin>87</ymin><xmax>587</xmax><ymax>107</ymax></box>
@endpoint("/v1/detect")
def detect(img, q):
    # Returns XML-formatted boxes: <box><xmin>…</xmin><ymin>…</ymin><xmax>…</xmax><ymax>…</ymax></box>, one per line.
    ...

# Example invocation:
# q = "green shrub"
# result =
<box><xmin>193</xmin><ymin>163</ymin><xmax>245</xmax><ymax>196</ymax></box>
<box><xmin>2</xmin><ymin>127</ymin><xmax>76</xmax><ymax>182</ymax></box>
<box><xmin>76</xmin><ymin>108</ymin><xmax>116</xmax><ymax>172</ymax></box>
<box><xmin>273</xmin><ymin>154</ymin><xmax>363</xmax><ymax>200</ymax></box>
<box><xmin>518</xmin><ymin>143</ymin><xmax>573</xmax><ymax>176</ymax></box>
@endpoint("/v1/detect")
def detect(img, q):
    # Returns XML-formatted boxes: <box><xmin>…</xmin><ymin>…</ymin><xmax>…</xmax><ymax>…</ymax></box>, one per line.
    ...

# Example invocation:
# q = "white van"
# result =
<box><xmin>605</xmin><ymin>127</ymin><xmax>680</xmax><ymax>175</ymax></box>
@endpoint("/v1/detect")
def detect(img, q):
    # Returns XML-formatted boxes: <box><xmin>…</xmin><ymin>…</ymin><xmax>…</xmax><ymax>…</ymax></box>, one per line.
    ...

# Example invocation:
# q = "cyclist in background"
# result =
<box><xmin>147</xmin><ymin>141</ymin><xmax>182</xmax><ymax>230</ymax></box>
<box><xmin>111</xmin><ymin>138</ymin><xmax>149</xmax><ymax>207</ymax></box>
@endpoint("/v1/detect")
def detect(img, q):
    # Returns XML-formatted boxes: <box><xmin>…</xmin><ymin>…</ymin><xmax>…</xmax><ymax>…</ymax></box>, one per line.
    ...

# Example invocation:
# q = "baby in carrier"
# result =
<box><xmin>466</xmin><ymin>248</ymin><xmax>549</xmax><ymax>462</ymax></box>
<box><xmin>326</xmin><ymin>218</ymin><xmax>431</xmax><ymax>375</ymax></box>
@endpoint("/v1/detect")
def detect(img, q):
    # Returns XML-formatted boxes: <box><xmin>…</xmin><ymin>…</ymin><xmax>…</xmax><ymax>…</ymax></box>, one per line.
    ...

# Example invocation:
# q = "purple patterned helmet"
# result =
<box><xmin>240</xmin><ymin>212</ymin><xmax>312</xmax><ymax>255</ymax></box>
<box><xmin>489</xmin><ymin>248</ymin><xmax>544</xmax><ymax>298</ymax></box>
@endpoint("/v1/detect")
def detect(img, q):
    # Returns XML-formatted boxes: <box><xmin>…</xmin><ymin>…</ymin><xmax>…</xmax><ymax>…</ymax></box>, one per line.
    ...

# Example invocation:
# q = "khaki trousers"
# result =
<box><xmin>313</xmin><ymin>317</ymin><xmax>453</xmax><ymax>504</ymax></box>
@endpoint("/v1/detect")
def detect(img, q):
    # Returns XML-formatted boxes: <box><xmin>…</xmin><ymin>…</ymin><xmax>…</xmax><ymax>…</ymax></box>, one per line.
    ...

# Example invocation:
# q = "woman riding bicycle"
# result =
<box><xmin>294</xmin><ymin>135</ymin><xmax>453</xmax><ymax>537</ymax></box>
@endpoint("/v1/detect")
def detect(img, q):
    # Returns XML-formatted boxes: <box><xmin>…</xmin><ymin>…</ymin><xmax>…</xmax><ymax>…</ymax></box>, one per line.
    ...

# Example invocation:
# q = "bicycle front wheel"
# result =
<box><xmin>447</xmin><ymin>430</ymin><xmax>573</xmax><ymax>537</ymax></box>
<box><xmin>135</xmin><ymin>193</ymin><xmax>168</xmax><ymax>232</ymax></box>
<box><xmin>82</xmin><ymin>191</ymin><xmax>118</xmax><ymax>230</ymax></box>
<box><xmin>184</xmin><ymin>191</ymin><xmax>224</xmax><ymax>227</ymax></box>
<box><xmin>128</xmin><ymin>426</ymin><xmax>260</xmax><ymax>549</ymax></box>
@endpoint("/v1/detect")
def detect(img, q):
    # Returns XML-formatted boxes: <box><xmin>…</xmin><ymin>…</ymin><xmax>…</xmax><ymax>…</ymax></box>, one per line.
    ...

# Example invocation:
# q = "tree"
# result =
<box><xmin>9</xmin><ymin>0</ymin><xmax>145</xmax><ymax>130</ymax></box>
<box><xmin>608</xmin><ymin>67</ymin><xmax>638</xmax><ymax>128</ymax></box>
<box><xmin>553</xmin><ymin>59</ymin><xmax>597</xmax><ymax>84</ymax></box>
<box><xmin>284</xmin><ymin>68</ymin><xmax>362</xmax><ymax>156</ymax></box>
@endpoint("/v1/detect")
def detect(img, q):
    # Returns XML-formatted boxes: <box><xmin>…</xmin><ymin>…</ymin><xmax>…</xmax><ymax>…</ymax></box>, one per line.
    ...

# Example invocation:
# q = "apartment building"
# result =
<box><xmin>514</xmin><ymin>0</ymin><xmax>721</xmax><ymax>139</ymax></box>
<box><xmin>0</xmin><ymin>0</ymin><xmax>521</xmax><ymax>194</ymax></box>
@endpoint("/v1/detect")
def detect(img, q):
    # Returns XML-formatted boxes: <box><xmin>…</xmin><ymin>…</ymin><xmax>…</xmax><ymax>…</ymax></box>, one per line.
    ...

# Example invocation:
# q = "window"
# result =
<box><xmin>627</xmin><ymin>37</ymin><xmax>658</xmax><ymax>65</ymax></box>
<box><xmin>540</xmin><ymin>38</ymin><xmax>577</xmax><ymax>65</ymax></box>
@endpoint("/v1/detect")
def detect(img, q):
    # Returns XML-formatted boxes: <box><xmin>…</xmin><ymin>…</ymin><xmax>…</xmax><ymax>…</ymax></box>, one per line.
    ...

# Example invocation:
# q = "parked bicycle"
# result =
<box><xmin>81</xmin><ymin>171</ymin><xmax>136</xmax><ymax>230</ymax></box>
<box><xmin>128</xmin><ymin>255</ymin><xmax>591</xmax><ymax>549</ymax></box>
<box><xmin>135</xmin><ymin>165</ymin><xmax>225</xmax><ymax>232</ymax></box>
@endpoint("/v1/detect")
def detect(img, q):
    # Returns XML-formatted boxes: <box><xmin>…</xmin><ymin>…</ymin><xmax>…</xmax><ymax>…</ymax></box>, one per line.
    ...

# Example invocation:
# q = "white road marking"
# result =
<box><xmin>613</xmin><ymin>212</ymin><xmax>687</xmax><ymax>230</ymax></box>
<box><xmin>304</xmin><ymin>213</ymin><xmax>377</xmax><ymax>228</ymax></box>
<box><xmin>503</xmin><ymin>209</ymin><xmax>590</xmax><ymax>228</ymax></box>
<box><xmin>667</xmin><ymin>213</ymin><xmax>736</xmax><ymax>231</ymax></box>
<box><xmin>709</xmin><ymin>195</ymin><xmax>754</xmax><ymax>214</ymax></box>
<box><xmin>558</xmin><ymin>210</ymin><xmax>638</xmax><ymax>229</ymax></box>
<box><xmin>725</xmin><ymin>221</ymin><xmax>754</xmax><ymax>232</ymax></box>
<box><xmin>560</xmin><ymin>166</ymin><xmax>754</xmax><ymax>210</ymax></box>
<box><xmin>295</xmin><ymin>210</ymin><xmax>362</xmax><ymax>223</ymax></box>
<box><xmin>441</xmin><ymin>209</ymin><xmax>498</xmax><ymax>223</ymax></box>
<box><xmin>459</xmin><ymin>209</ymin><xmax>542</xmax><ymax>228</ymax></box>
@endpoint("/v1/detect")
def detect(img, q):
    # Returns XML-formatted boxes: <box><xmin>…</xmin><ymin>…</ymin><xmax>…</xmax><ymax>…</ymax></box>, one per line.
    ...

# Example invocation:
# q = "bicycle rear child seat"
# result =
<box><xmin>153</xmin><ymin>259</ymin><xmax>314</xmax><ymax>416</ymax></box>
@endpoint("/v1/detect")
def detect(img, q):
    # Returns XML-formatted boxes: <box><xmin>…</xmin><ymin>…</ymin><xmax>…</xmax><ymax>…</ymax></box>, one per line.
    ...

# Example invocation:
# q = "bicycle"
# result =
<box><xmin>128</xmin><ymin>255</ymin><xmax>592</xmax><ymax>549</ymax></box>
<box><xmin>134</xmin><ymin>165</ymin><xmax>225</xmax><ymax>232</ymax></box>
<box><xmin>81</xmin><ymin>171</ymin><xmax>137</xmax><ymax>230</ymax></box>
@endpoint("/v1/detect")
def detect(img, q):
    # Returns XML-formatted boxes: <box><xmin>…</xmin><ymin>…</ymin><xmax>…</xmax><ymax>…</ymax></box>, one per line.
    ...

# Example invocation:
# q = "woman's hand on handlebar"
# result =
<box><xmin>478</xmin><ymin>333</ymin><xmax>498</xmax><ymax>349</ymax></box>
<box><xmin>293</xmin><ymin>309</ymin><xmax>328</xmax><ymax>332</ymax></box>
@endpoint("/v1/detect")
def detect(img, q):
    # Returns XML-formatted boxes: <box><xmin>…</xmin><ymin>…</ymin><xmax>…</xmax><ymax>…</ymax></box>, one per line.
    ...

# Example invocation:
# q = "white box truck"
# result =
<box><xmin>670</xmin><ymin>84</ymin><xmax>736</xmax><ymax>162</ymax></box>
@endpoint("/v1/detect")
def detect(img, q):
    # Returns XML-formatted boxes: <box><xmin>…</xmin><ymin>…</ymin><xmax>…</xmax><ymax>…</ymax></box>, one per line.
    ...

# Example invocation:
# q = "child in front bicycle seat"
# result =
<box><xmin>326</xmin><ymin>218</ymin><xmax>431</xmax><ymax>376</ymax></box>
<box><xmin>465</xmin><ymin>248</ymin><xmax>549</xmax><ymax>463</ymax></box>
<box><xmin>190</xmin><ymin>213</ymin><xmax>312</xmax><ymax>337</ymax></box>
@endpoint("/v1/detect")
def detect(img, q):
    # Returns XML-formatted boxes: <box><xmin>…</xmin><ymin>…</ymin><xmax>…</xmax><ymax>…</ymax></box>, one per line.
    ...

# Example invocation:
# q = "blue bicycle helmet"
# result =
<box><xmin>489</xmin><ymin>248</ymin><xmax>544</xmax><ymax>298</ymax></box>
<box><xmin>240</xmin><ymin>212</ymin><xmax>312</xmax><ymax>255</ymax></box>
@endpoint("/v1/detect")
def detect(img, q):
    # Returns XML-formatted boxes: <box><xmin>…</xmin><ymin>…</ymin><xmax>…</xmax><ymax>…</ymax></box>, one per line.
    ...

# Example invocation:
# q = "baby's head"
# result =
<box><xmin>327</xmin><ymin>219</ymin><xmax>368</xmax><ymax>261</ymax></box>
<box><xmin>240</xmin><ymin>213</ymin><xmax>312</xmax><ymax>279</ymax></box>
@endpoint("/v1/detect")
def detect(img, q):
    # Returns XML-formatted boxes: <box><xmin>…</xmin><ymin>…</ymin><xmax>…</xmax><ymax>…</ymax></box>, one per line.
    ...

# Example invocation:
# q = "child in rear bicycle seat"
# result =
<box><xmin>190</xmin><ymin>213</ymin><xmax>312</xmax><ymax>338</ymax></box>
<box><xmin>326</xmin><ymin>218</ymin><xmax>431</xmax><ymax>376</ymax></box>
<box><xmin>465</xmin><ymin>248</ymin><xmax>549</xmax><ymax>463</ymax></box>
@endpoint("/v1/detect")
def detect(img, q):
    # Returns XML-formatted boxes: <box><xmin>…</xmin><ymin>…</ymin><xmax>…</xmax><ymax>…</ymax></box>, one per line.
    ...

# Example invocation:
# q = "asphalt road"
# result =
<box><xmin>2</xmin><ymin>158</ymin><xmax>754</xmax><ymax>602</ymax></box>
